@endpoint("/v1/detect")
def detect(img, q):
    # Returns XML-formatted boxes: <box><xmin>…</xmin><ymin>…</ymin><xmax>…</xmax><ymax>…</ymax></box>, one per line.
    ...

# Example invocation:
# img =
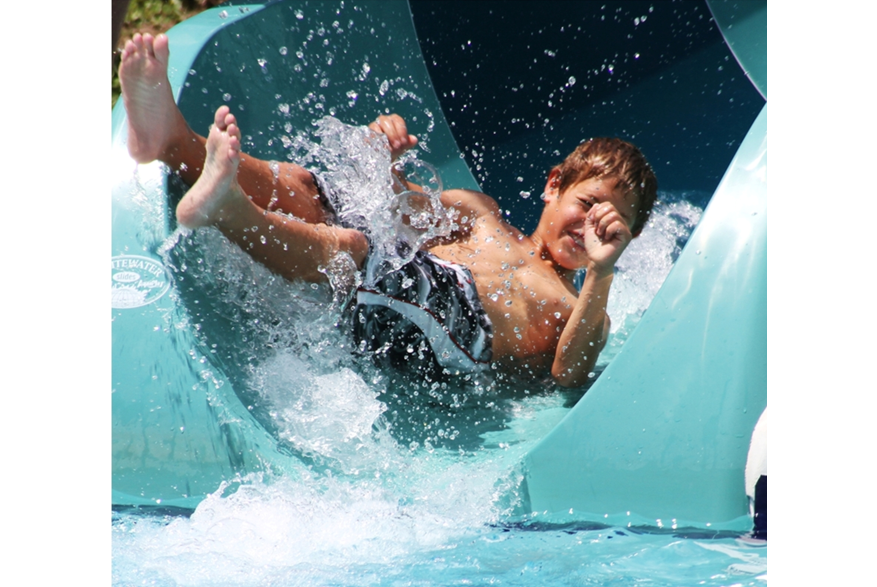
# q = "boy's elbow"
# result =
<box><xmin>551</xmin><ymin>344</ymin><xmax>602</xmax><ymax>387</ymax></box>
<box><xmin>551</xmin><ymin>361</ymin><xmax>586</xmax><ymax>388</ymax></box>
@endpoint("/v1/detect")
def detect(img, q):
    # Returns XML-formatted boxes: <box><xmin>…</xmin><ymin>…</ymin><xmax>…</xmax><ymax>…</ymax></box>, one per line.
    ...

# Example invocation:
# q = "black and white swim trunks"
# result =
<box><xmin>311</xmin><ymin>171</ymin><xmax>493</xmax><ymax>375</ymax></box>
<box><xmin>352</xmin><ymin>251</ymin><xmax>493</xmax><ymax>376</ymax></box>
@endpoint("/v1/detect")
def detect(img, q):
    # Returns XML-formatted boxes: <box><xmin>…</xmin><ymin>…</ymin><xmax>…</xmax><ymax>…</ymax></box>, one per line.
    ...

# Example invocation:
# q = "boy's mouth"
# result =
<box><xmin>567</xmin><ymin>231</ymin><xmax>586</xmax><ymax>250</ymax></box>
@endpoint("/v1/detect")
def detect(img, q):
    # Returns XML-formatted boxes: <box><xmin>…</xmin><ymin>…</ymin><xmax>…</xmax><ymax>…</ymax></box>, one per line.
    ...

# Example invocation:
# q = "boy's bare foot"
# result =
<box><xmin>176</xmin><ymin>106</ymin><xmax>244</xmax><ymax>229</ymax></box>
<box><xmin>119</xmin><ymin>33</ymin><xmax>187</xmax><ymax>163</ymax></box>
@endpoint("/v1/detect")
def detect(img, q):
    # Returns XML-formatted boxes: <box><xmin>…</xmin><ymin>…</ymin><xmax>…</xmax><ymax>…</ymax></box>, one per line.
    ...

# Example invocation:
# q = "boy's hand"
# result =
<box><xmin>583</xmin><ymin>202</ymin><xmax>633</xmax><ymax>276</ymax></box>
<box><xmin>369</xmin><ymin>114</ymin><xmax>418</xmax><ymax>160</ymax></box>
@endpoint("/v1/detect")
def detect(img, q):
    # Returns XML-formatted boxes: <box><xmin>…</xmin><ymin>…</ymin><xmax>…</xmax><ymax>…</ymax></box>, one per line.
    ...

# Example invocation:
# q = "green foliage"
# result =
<box><xmin>124</xmin><ymin>0</ymin><xmax>186</xmax><ymax>32</ymax></box>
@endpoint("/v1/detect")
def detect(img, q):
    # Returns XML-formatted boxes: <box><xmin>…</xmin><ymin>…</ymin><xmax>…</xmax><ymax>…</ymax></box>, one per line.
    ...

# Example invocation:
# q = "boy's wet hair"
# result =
<box><xmin>552</xmin><ymin>137</ymin><xmax>658</xmax><ymax>235</ymax></box>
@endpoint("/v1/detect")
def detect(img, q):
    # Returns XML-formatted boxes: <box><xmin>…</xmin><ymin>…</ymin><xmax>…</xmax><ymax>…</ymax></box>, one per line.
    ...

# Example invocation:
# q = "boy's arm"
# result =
<box><xmin>395</xmin><ymin>189</ymin><xmax>499</xmax><ymax>248</ymax></box>
<box><xmin>368</xmin><ymin>113</ymin><xmax>500</xmax><ymax>240</ymax></box>
<box><xmin>552</xmin><ymin>269</ymin><xmax>613</xmax><ymax>387</ymax></box>
<box><xmin>552</xmin><ymin>201</ymin><xmax>633</xmax><ymax>387</ymax></box>
<box><xmin>439</xmin><ymin>188</ymin><xmax>502</xmax><ymax>235</ymax></box>
<box><xmin>368</xmin><ymin>114</ymin><xmax>422</xmax><ymax>191</ymax></box>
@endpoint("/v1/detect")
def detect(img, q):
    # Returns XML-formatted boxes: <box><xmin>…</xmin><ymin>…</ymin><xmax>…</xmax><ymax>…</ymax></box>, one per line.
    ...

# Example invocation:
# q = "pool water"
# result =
<box><xmin>113</xmin><ymin>480</ymin><xmax>766</xmax><ymax>586</ymax></box>
<box><xmin>112</xmin><ymin>140</ymin><xmax>765</xmax><ymax>585</ymax></box>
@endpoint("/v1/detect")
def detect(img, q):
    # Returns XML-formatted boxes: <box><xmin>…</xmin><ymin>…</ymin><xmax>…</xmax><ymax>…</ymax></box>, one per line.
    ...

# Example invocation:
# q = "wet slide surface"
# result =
<box><xmin>112</xmin><ymin>0</ymin><xmax>765</xmax><ymax>527</ymax></box>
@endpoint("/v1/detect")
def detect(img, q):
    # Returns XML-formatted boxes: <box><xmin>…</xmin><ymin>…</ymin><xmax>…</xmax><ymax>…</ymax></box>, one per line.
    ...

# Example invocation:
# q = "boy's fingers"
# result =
<box><xmin>604</xmin><ymin>219</ymin><xmax>631</xmax><ymax>243</ymax></box>
<box><xmin>370</xmin><ymin>114</ymin><xmax>418</xmax><ymax>157</ymax></box>
<box><xmin>590</xmin><ymin>206</ymin><xmax>627</xmax><ymax>242</ymax></box>
<box><xmin>388</xmin><ymin>116</ymin><xmax>408</xmax><ymax>147</ymax></box>
<box><xmin>598</xmin><ymin>210</ymin><xmax>620</xmax><ymax>230</ymax></box>
<box><xmin>375</xmin><ymin>114</ymin><xmax>416</xmax><ymax>146</ymax></box>
<box><xmin>590</xmin><ymin>203</ymin><xmax>630</xmax><ymax>238</ymax></box>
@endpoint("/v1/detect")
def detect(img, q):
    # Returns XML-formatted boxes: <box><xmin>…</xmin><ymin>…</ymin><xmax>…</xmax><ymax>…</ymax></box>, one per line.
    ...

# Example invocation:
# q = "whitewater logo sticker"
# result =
<box><xmin>112</xmin><ymin>255</ymin><xmax>172</xmax><ymax>309</ymax></box>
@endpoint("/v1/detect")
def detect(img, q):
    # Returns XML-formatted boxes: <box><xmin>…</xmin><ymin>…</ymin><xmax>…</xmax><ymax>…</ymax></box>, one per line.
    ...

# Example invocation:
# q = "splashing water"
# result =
<box><xmin>293</xmin><ymin>116</ymin><xmax>456</xmax><ymax>288</ymax></box>
<box><xmin>601</xmin><ymin>192</ymin><xmax>704</xmax><ymax>363</ymax></box>
<box><xmin>113</xmin><ymin>121</ymin><xmax>765</xmax><ymax>586</ymax></box>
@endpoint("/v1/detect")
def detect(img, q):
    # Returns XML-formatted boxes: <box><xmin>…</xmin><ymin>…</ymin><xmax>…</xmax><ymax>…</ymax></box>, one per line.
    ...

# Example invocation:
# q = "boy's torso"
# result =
<box><xmin>427</xmin><ymin>213</ymin><xmax>578</xmax><ymax>375</ymax></box>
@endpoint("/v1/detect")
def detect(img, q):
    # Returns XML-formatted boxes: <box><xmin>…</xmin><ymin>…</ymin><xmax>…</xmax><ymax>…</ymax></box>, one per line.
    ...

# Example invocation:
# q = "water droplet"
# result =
<box><xmin>218</xmin><ymin>10</ymin><xmax>228</xmax><ymax>19</ymax></box>
<box><xmin>554</xmin><ymin>312</ymin><xmax>561</xmax><ymax>319</ymax></box>
<box><xmin>222</xmin><ymin>93</ymin><xmax>232</xmax><ymax>102</ymax></box>
<box><xmin>295</xmin><ymin>9</ymin><xmax>304</xmax><ymax>19</ymax></box>
<box><xmin>505</xmin><ymin>300</ymin><xmax>513</xmax><ymax>307</ymax></box>
<box><xmin>519</xmin><ymin>190</ymin><xmax>531</xmax><ymax>199</ymax></box>
<box><xmin>279</xmin><ymin>46</ymin><xmax>288</xmax><ymax>55</ymax></box>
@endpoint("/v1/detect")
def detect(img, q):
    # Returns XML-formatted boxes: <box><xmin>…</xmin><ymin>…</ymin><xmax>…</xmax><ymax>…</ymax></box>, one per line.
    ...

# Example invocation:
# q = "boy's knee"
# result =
<box><xmin>339</xmin><ymin>228</ymin><xmax>369</xmax><ymax>269</ymax></box>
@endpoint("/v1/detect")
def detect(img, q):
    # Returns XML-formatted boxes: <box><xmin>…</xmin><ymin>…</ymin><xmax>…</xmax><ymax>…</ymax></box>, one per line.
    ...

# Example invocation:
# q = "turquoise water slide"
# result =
<box><xmin>520</xmin><ymin>105</ymin><xmax>766</xmax><ymax>527</ymax></box>
<box><xmin>521</xmin><ymin>0</ymin><xmax>767</xmax><ymax>528</ymax></box>
<box><xmin>112</xmin><ymin>0</ymin><xmax>766</xmax><ymax>526</ymax></box>
<box><xmin>112</xmin><ymin>0</ymin><xmax>477</xmax><ymax>509</ymax></box>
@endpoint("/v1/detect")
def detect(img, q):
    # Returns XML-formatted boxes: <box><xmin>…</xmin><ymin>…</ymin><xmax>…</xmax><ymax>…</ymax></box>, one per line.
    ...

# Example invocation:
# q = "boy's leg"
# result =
<box><xmin>119</xmin><ymin>32</ymin><xmax>328</xmax><ymax>224</ymax></box>
<box><xmin>177</xmin><ymin>106</ymin><xmax>369</xmax><ymax>284</ymax></box>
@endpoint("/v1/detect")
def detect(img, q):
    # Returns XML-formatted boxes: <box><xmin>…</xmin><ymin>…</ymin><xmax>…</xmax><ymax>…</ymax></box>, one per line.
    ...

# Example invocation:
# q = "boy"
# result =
<box><xmin>119</xmin><ymin>33</ymin><xmax>657</xmax><ymax>387</ymax></box>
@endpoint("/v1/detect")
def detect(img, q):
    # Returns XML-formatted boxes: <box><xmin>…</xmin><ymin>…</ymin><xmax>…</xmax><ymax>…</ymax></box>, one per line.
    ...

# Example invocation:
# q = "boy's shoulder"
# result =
<box><xmin>440</xmin><ymin>188</ymin><xmax>502</xmax><ymax>219</ymax></box>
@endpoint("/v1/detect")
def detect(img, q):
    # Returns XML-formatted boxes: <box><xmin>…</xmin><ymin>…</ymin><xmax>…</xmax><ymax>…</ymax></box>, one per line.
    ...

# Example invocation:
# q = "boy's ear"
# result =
<box><xmin>543</xmin><ymin>169</ymin><xmax>562</xmax><ymax>202</ymax></box>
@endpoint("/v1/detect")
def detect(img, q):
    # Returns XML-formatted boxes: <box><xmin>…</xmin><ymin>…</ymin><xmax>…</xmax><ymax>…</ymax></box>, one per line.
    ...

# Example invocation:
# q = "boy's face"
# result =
<box><xmin>539</xmin><ymin>172</ymin><xmax>639</xmax><ymax>270</ymax></box>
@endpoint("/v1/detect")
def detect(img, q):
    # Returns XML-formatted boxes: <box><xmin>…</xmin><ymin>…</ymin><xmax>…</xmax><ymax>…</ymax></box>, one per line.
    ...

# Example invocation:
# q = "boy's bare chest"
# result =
<box><xmin>427</xmin><ymin>225</ymin><xmax>577</xmax><ymax>364</ymax></box>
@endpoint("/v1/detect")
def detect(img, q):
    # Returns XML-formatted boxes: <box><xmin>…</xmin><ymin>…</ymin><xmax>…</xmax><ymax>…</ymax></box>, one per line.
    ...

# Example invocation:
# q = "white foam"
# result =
<box><xmin>602</xmin><ymin>193</ymin><xmax>704</xmax><ymax>364</ymax></box>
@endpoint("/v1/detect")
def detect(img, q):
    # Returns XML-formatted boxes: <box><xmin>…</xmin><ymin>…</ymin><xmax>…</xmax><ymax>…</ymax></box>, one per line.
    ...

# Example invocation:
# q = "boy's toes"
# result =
<box><xmin>224</xmin><ymin>113</ymin><xmax>237</xmax><ymax>132</ymax></box>
<box><xmin>153</xmin><ymin>33</ymin><xmax>170</xmax><ymax>64</ymax></box>
<box><xmin>228</xmin><ymin>126</ymin><xmax>241</xmax><ymax>158</ymax></box>
<box><xmin>142</xmin><ymin>33</ymin><xmax>155</xmax><ymax>57</ymax></box>
<box><xmin>121</xmin><ymin>40</ymin><xmax>135</xmax><ymax>60</ymax></box>
<box><xmin>214</xmin><ymin>105</ymin><xmax>230</xmax><ymax>130</ymax></box>
<box><xmin>226</xmin><ymin>123</ymin><xmax>240</xmax><ymax>141</ymax></box>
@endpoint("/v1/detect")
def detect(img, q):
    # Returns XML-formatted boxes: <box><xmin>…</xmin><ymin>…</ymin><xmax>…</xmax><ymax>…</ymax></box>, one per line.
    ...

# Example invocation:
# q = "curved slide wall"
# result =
<box><xmin>112</xmin><ymin>0</ymin><xmax>476</xmax><ymax>509</ymax></box>
<box><xmin>520</xmin><ymin>0</ymin><xmax>767</xmax><ymax>527</ymax></box>
<box><xmin>520</xmin><ymin>104</ymin><xmax>766</xmax><ymax>528</ymax></box>
<box><xmin>112</xmin><ymin>0</ymin><xmax>766</xmax><ymax>523</ymax></box>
